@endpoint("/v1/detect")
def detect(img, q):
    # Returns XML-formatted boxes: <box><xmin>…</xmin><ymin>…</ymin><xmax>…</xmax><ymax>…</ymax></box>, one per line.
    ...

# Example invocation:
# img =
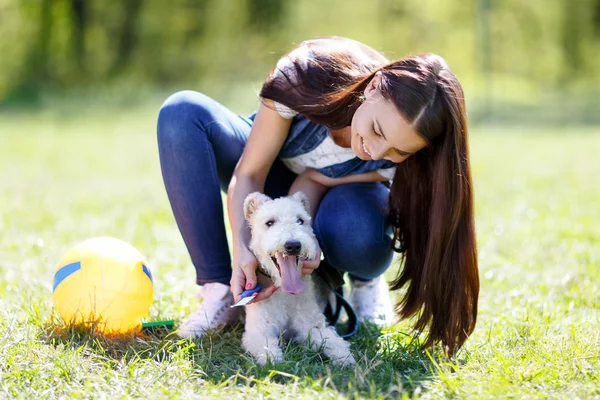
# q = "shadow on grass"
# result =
<box><xmin>42</xmin><ymin>317</ymin><xmax>440</xmax><ymax>398</ymax></box>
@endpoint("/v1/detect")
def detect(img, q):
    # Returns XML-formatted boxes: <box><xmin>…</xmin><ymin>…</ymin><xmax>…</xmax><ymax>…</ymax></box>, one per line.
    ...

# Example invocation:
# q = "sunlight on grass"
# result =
<box><xmin>0</xmin><ymin>107</ymin><xmax>599</xmax><ymax>398</ymax></box>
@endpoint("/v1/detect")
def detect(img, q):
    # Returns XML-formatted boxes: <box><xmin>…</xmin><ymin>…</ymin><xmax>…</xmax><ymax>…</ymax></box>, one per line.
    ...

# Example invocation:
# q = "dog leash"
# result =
<box><xmin>323</xmin><ymin>286</ymin><xmax>359</xmax><ymax>339</ymax></box>
<box><xmin>317</xmin><ymin>260</ymin><xmax>360</xmax><ymax>340</ymax></box>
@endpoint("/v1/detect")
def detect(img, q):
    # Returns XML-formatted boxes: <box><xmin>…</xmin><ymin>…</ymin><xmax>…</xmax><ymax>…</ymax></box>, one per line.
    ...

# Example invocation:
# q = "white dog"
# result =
<box><xmin>242</xmin><ymin>191</ymin><xmax>356</xmax><ymax>366</ymax></box>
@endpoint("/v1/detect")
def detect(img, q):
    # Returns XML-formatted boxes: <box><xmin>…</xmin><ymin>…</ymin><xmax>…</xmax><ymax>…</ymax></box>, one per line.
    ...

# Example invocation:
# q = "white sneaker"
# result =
<box><xmin>349</xmin><ymin>276</ymin><xmax>396</xmax><ymax>327</ymax></box>
<box><xmin>177</xmin><ymin>282</ymin><xmax>240</xmax><ymax>339</ymax></box>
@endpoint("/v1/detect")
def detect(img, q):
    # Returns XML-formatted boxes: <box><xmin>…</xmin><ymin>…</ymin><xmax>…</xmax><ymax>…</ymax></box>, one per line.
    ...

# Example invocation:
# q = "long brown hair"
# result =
<box><xmin>261</xmin><ymin>37</ymin><xmax>479</xmax><ymax>355</ymax></box>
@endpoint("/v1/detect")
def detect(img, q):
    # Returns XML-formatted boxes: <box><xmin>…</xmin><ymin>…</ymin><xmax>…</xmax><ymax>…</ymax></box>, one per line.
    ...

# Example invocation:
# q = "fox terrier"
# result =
<box><xmin>241</xmin><ymin>191</ymin><xmax>355</xmax><ymax>366</ymax></box>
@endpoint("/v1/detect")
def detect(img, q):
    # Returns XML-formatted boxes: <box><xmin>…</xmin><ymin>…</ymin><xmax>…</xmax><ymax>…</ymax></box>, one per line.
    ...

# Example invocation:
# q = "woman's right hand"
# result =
<box><xmin>230</xmin><ymin>245</ymin><xmax>277</xmax><ymax>304</ymax></box>
<box><xmin>227</xmin><ymin>101</ymin><xmax>293</xmax><ymax>305</ymax></box>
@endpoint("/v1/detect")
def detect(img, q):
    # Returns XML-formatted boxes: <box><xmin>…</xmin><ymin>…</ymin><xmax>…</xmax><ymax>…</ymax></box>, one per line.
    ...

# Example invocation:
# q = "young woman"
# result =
<box><xmin>157</xmin><ymin>36</ymin><xmax>479</xmax><ymax>355</ymax></box>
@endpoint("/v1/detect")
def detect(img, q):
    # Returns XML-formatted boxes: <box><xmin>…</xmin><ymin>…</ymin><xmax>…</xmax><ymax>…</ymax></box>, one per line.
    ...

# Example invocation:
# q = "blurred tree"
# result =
<box><xmin>561</xmin><ymin>0</ymin><xmax>584</xmax><ymax>84</ymax></box>
<box><xmin>70</xmin><ymin>0</ymin><xmax>87</xmax><ymax>73</ymax></box>
<box><xmin>247</xmin><ymin>0</ymin><xmax>287</xmax><ymax>33</ymax></box>
<box><xmin>25</xmin><ymin>0</ymin><xmax>53</xmax><ymax>87</ymax></box>
<box><xmin>595</xmin><ymin>0</ymin><xmax>600</xmax><ymax>37</ymax></box>
<box><xmin>0</xmin><ymin>0</ymin><xmax>598</xmax><ymax>123</ymax></box>
<box><xmin>110</xmin><ymin>0</ymin><xmax>143</xmax><ymax>76</ymax></box>
<box><xmin>476</xmin><ymin>0</ymin><xmax>492</xmax><ymax>118</ymax></box>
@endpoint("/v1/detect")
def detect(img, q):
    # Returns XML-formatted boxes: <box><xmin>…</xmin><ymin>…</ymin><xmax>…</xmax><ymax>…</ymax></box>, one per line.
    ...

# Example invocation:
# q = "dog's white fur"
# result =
<box><xmin>242</xmin><ymin>192</ymin><xmax>355</xmax><ymax>366</ymax></box>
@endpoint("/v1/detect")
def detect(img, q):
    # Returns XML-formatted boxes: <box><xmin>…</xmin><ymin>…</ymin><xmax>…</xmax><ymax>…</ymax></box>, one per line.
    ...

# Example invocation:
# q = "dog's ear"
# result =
<box><xmin>244</xmin><ymin>192</ymin><xmax>272</xmax><ymax>221</ymax></box>
<box><xmin>291</xmin><ymin>191</ymin><xmax>311</xmax><ymax>215</ymax></box>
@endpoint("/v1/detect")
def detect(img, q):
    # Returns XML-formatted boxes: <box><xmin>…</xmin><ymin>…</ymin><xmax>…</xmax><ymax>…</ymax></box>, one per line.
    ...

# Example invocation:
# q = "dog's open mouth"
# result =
<box><xmin>271</xmin><ymin>253</ymin><xmax>304</xmax><ymax>294</ymax></box>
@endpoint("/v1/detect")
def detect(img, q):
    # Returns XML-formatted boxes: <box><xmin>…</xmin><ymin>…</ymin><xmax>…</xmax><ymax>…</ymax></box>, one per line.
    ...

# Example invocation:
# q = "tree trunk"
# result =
<box><xmin>70</xmin><ymin>0</ymin><xmax>87</xmax><ymax>73</ymax></box>
<box><xmin>561</xmin><ymin>0</ymin><xmax>583</xmax><ymax>85</ymax></box>
<box><xmin>110</xmin><ymin>0</ymin><xmax>143</xmax><ymax>76</ymax></box>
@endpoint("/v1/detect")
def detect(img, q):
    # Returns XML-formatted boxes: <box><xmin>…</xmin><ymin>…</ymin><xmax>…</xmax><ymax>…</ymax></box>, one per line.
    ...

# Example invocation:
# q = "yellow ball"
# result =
<box><xmin>52</xmin><ymin>237</ymin><xmax>154</xmax><ymax>334</ymax></box>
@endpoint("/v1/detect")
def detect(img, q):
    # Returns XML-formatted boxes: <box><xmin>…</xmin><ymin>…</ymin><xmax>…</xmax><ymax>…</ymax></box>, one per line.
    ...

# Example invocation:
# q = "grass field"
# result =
<box><xmin>1</xmin><ymin>104</ymin><xmax>599</xmax><ymax>399</ymax></box>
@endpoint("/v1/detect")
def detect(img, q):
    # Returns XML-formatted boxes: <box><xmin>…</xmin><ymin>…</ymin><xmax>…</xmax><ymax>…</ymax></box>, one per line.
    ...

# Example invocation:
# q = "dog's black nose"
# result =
<box><xmin>284</xmin><ymin>240</ymin><xmax>302</xmax><ymax>256</ymax></box>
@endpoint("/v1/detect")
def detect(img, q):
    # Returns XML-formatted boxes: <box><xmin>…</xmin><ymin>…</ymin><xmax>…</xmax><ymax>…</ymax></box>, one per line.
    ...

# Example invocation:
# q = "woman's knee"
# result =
<box><xmin>314</xmin><ymin>183</ymin><xmax>394</xmax><ymax>280</ymax></box>
<box><xmin>157</xmin><ymin>90</ymin><xmax>217</xmax><ymax>144</ymax></box>
<box><xmin>319</xmin><ymin>228</ymin><xmax>393</xmax><ymax>280</ymax></box>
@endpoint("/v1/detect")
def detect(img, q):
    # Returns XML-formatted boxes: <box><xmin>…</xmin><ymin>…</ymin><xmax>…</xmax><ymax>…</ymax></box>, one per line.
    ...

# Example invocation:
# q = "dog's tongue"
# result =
<box><xmin>275</xmin><ymin>252</ymin><xmax>304</xmax><ymax>294</ymax></box>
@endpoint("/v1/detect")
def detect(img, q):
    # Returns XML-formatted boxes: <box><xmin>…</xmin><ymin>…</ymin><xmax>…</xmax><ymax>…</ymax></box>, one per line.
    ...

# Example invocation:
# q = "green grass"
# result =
<box><xmin>1</xmin><ymin>103</ymin><xmax>599</xmax><ymax>399</ymax></box>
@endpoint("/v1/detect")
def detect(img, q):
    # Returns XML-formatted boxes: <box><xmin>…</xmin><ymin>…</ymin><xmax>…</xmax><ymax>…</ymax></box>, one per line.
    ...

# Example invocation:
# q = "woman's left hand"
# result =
<box><xmin>301</xmin><ymin>240</ymin><xmax>322</xmax><ymax>275</ymax></box>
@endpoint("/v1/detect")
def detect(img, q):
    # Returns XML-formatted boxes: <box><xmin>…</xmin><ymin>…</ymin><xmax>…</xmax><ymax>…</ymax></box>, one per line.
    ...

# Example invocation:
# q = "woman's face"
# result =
<box><xmin>350</xmin><ymin>73</ymin><xmax>427</xmax><ymax>163</ymax></box>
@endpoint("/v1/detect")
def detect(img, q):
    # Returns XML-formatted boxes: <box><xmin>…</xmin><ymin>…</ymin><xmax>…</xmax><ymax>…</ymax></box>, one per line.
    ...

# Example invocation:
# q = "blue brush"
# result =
<box><xmin>230</xmin><ymin>283</ymin><xmax>262</xmax><ymax>307</ymax></box>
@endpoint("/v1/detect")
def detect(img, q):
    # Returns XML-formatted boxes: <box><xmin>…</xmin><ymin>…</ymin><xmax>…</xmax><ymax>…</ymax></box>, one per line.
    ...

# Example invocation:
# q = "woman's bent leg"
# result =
<box><xmin>313</xmin><ymin>182</ymin><xmax>396</xmax><ymax>325</ymax></box>
<box><xmin>157</xmin><ymin>90</ymin><xmax>252</xmax><ymax>285</ymax></box>
<box><xmin>313</xmin><ymin>182</ymin><xmax>394</xmax><ymax>280</ymax></box>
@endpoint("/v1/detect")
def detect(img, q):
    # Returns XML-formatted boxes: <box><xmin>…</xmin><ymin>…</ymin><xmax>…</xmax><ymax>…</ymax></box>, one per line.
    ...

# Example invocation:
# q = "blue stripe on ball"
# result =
<box><xmin>53</xmin><ymin>261</ymin><xmax>81</xmax><ymax>292</ymax></box>
<box><xmin>142</xmin><ymin>264</ymin><xmax>153</xmax><ymax>283</ymax></box>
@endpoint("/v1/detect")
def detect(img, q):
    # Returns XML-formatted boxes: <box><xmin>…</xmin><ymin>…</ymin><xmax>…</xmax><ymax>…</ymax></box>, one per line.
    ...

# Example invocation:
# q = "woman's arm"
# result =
<box><xmin>227</xmin><ymin>99</ymin><xmax>292</xmax><ymax>302</ymax></box>
<box><xmin>289</xmin><ymin>168</ymin><xmax>390</xmax><ymax>220</ymax></box>
<box><xmin>288</xmin><ymin>172</ymin><xmax>328</xmax><ymax>219</ymax></box>
<box><xmin>303</xmin><ymin>168</ymin><xmax>391</xmax><ymax>188</ymax></box>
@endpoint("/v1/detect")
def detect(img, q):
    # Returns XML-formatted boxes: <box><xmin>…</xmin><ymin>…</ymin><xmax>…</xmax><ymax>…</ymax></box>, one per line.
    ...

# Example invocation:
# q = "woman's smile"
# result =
<box><xmin>360</xmin><ymin>136</ymin><xmax>372</xmax><ymax>158</ymax></box>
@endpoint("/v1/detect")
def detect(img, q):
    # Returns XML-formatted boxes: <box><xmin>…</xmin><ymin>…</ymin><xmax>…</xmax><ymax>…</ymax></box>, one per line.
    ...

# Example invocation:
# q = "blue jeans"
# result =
<box><xmin>157</xmin><ymin>91</ymin><xmax>394</xmax><ymax>285</ymax></box>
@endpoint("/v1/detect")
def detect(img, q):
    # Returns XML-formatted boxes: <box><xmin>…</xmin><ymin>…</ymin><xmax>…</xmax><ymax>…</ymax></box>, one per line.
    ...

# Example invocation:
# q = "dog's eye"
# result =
<box><xmin>297</xmin><ymin>218</ymin><xmax>304</xmax><ymax>225</ymax></box>
<box><xmin>265</xmin><ymin>220</ymin><xmax>275</xmax><ymax>227</ymax></box>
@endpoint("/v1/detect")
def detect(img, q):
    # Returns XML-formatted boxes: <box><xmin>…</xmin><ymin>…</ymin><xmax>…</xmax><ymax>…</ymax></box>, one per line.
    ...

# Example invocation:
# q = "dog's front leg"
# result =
<box><xmin>242</xmin><ymin>305</ymin><xmax>284</xmax><ymax>365</ymax></box>
<box><xmin>242</xmin><ymin>330</ymin><xmax>283</xmax><ymax>365</ymax></box>
<box><xmin>293</xmin><ymin>314</ymin><xmax>356</xmax><ymax>366</ymax></box>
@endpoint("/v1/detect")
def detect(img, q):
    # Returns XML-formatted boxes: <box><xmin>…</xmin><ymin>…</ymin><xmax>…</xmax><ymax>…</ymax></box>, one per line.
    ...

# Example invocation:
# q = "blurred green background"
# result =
<box><xmin>1</xmin><ymin>0</ymin><xmax>599</xmax><ymax>123</ymax></box>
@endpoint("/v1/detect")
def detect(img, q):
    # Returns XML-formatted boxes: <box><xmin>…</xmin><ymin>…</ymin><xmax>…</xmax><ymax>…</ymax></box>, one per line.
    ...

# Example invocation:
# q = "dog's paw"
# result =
<box><xmin>256</xmin><ymin>352</ymin><xmax>283</xmax><ymax>366</ymax></box>
<box><xmin>255</xmin><ymin>355</ymin><xmax>268</xmax><ymax>366</ymax></box>
<box><xmin>330</xmin><ymin>353</ymin><xmax>356</xmax><ymax>367</ymax></box>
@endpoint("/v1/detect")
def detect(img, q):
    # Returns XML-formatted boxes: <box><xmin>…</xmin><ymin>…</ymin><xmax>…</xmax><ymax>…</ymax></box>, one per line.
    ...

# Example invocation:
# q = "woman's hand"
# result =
<box><xmin>301</xmin><ymin>239</ymin><xmax>322</xmax><ymax>276</ymax></box>
<box><xmin>230</xmin><ymin>245</ymin><xmax>277</xmax><ymax>304</ymax></box>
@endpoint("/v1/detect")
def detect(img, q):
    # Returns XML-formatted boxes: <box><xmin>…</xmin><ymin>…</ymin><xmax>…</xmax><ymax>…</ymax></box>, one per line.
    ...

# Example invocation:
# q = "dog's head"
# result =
<box><xmin>243</xmin><ymin>191</ymin><xmax>317</xmax><ymax>294</ymax></box>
